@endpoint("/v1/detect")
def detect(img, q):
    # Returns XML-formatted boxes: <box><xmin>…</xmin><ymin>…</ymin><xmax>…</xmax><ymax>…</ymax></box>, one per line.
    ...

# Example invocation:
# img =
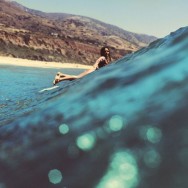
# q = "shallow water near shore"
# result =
<box><xmin>0</xmin><ymin>65</ymin><xmax>85</xmax><ymax>125</ymax></box>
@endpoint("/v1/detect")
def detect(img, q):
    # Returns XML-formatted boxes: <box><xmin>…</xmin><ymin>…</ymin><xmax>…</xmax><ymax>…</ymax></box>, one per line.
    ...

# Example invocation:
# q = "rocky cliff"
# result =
<box><xmin>0</xmin><ymin>0</ymin><xmax>157</xmax><ymax>65</ymax></box>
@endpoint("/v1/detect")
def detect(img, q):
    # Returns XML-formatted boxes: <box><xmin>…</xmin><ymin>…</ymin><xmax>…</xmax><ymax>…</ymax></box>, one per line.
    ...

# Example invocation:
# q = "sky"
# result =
<box><xmin>13</xmin><ymin>0</ymin><xmax>188</xmax><ymax>38</ymax></box>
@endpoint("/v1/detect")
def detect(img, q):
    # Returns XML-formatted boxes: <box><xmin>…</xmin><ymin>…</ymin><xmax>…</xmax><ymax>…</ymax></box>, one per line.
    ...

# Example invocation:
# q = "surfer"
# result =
<box><xmin>53</xmin><ymin>46</ymin><xmax>112</xmax><ymax>85</ymax></box>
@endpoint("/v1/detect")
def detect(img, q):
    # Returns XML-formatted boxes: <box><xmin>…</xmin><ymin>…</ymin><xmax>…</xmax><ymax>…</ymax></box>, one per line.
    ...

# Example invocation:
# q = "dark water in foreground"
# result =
<box><xmin>1</xmin><ymin>26</ymin><xmax>188</xmax><ymax>188</ymax></box>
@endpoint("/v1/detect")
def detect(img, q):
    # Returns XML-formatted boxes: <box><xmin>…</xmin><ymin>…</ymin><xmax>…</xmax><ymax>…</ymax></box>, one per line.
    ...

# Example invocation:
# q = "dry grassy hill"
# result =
<box><xmin>0</xmin><ymin>0</ymin><xmax>157</xmax><ymax>65</ymax></box>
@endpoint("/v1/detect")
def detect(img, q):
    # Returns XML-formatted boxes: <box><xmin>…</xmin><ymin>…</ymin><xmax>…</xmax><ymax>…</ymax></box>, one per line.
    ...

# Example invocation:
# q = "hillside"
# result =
<box><xmin>0</xmin><ymin>0</ymin><xmax>157</xmax><ymax>65</ymax></box>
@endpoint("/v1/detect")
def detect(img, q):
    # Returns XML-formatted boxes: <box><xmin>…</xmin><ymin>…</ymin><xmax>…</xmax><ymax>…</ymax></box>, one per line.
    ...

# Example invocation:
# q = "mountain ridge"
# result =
<box><xmin>0</xmin><ymin>0</ymin><xmax>157</xmax><ymax>65</ymax></box>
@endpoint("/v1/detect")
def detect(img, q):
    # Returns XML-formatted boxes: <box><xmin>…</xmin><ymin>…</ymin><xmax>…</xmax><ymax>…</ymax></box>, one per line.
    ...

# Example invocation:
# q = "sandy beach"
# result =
<box><xmin>0</xmin><ymin>56</ymin><xmax>92</xmax><ymax>69</ymax></box>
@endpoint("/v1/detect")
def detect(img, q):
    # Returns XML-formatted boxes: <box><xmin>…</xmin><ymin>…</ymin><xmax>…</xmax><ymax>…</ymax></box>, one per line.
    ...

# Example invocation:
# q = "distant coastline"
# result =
<box><xmin>0</xmin><ymin>56</ymin><xmax>92</xmax><ymax>69</ymax></box>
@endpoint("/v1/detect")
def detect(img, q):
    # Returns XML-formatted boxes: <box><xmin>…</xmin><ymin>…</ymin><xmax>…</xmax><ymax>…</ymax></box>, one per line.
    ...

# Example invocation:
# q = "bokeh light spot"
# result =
<box><xmin>76</xmin><ymin>133</ymin><xmax>96</xmax><ymax>151</ymax></box>
<box><xmin>140</xmin><ymin>125</ymin><xmax>162</xmax><ymax>144</ymax></box>
<box><xmin>108</xmin><ymin>115</ymin><xmax>125</xmax><ymax>132</ymax></box>
<box><xmin>144</xmin><ymin>149</ymin><xmax>161</xmax><ymax>168</ymax></box>
<box><xmin>59</xmin><ymin>124</ymin><xmax>69</xmax><ymax>135</ymax></box>
<box><xmin>146</xmin><ymin>127</ymin><xmax>162</xmax><ymax>143</ymax></box>
<box><xmin>97</xmin><ymin>151</ymin><xmax>139</xmax><ymax>188</ymax></box>
<box><xmin>48</xmin><ymin>169</ymin><xmax>63</xmax><ymax>184</ymax></box>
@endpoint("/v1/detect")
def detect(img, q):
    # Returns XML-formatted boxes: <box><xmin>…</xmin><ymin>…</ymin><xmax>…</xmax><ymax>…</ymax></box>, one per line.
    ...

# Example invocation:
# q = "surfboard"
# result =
<box><xmin>39</xmin><ymin>85</ymin><xmax>59</xmax><ymax>93</ymax></box>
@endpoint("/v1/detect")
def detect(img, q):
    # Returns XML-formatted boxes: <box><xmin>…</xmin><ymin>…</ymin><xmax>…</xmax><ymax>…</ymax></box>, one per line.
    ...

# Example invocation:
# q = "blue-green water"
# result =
<box><xmin>0</xmin><ymin>65</ymin><xmax>85</xmax><ymax>125</ymax></box>
<box><xmin>1</xmin><ymin>26</ymin><xmax>188</xmax><ymax>188</ymax></box>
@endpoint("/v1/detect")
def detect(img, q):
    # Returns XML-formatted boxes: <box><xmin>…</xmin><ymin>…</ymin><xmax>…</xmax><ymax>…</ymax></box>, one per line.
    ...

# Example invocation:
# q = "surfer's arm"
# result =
<box><xmin>76</xmin><ymin>66</ymin><xmax>96</xmax><ymax>78</ymax></box>
<box><xmin>93</xmin><ymin>56</ymin><xmax>106</xmax><ymax>69</ymax></box>
<box><xmin>75</xmin><ymin>56</ymin><xmax>106</xmax><ymax>78</ymax></box>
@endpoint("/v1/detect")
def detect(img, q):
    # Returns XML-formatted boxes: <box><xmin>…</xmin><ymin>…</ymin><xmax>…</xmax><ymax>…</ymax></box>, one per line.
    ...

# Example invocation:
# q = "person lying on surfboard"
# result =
<box><xmin>53</xmin><ymin>46</ymin><xmax>112</xmax><ymax>85</ymax></box>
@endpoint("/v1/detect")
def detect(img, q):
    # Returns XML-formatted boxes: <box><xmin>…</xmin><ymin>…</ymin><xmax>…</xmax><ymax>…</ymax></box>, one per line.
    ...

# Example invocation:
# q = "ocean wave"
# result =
<box><xmin>0</xmin><ymin>26</ymin><xmax>188</xmax><ymax>188</ymax></box>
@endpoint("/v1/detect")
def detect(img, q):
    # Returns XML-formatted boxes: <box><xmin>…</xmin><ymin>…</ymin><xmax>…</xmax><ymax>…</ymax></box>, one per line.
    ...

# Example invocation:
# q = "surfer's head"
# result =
<box><xmin>100</xmin><ymin>46</ymin><xmax>111</xmax><ymax>62</ymax></box>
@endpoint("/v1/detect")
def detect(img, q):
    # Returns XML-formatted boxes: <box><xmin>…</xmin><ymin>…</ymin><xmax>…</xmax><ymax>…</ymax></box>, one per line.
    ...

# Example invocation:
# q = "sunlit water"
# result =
<box><xmin>0</xmin><ymin>26</ymin><xmax>188</xmax><ymax>188</ymax></box>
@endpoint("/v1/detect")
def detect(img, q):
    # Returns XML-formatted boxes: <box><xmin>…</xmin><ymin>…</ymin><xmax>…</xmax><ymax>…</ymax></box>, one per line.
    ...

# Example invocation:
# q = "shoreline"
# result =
<box><xmin>0</xmin><ymin>56</ymin><xmax>92</xmax><ymax>69</ymax></box>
